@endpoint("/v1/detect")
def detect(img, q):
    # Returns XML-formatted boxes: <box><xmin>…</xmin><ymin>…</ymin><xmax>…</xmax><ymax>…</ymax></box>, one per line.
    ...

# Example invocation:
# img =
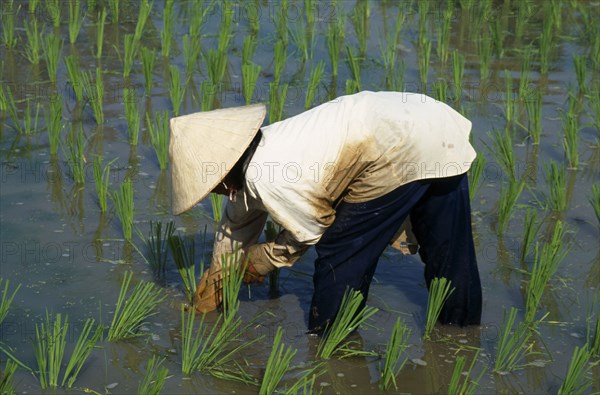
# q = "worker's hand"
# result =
<box><xmin>242</xmin><ymin>259</ymin><xmax>265</xmax><ymax>284</ymax></box>
<box><xmin>193</xmin><ymin>265</ymin><xmax>223</xmax><ymax>313</ymax></box>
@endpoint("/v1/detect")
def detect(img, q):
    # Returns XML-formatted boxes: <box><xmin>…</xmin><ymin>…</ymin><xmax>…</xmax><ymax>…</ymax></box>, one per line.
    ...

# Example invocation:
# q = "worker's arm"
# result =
<box><xmin>244</xmin><ymin>230</ymin><xmax>309</xmax><ymax>275</ymax></box>
<box><xmin>211</xmin><ymin>189</ymin><xmax>268</xmax><ymax>269</ymax></box>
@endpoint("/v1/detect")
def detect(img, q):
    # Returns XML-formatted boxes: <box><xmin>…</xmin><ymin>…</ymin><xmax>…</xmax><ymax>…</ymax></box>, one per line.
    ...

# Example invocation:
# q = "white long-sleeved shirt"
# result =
<box><xmin>212</xmin><ymin>91</ymin><xmax>476</xmax><ymax>273</ymax></box>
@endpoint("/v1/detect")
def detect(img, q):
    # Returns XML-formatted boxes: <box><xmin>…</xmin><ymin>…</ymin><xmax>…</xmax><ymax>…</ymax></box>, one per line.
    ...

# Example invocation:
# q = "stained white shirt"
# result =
<box><xmin>212</xmin><ymin>91</ymin><xmax>476</xmax><ymax>272</ymax></box>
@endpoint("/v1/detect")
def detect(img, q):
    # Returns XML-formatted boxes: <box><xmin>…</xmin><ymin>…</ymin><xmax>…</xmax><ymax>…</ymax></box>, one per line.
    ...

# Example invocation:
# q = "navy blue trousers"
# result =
<box><xmin>309</xmin><ymin>173</ymin><xmax>482</xmax><ymax>332</ymax></box>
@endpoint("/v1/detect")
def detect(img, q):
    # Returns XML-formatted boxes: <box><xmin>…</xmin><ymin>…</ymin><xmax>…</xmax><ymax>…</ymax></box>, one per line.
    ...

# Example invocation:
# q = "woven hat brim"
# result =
<box><xmin>169</xmin><ymin>104</ymin><xmax>266</xmax><ymax>215</ymax></box>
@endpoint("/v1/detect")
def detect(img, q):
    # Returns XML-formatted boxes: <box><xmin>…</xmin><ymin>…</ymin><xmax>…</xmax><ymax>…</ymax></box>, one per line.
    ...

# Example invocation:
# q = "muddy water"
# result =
<box><xmin>1</xmin><ymin>0</ymin><xmax>599</xmax><ymax>394</ymax></box>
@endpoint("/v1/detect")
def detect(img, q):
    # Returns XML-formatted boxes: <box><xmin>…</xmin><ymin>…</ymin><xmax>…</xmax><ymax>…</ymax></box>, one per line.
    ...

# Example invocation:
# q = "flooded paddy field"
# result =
<box><xmin>0</xmin><ymin>0</ymin><xmax>599</xmax><ymax>393</ymax></box>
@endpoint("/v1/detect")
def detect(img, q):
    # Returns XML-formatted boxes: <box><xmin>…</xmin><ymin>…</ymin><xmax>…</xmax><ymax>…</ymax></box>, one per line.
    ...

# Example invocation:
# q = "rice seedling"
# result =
<box><xmin>504</xmin><ymin>70</ymin><xmax>516</xmax><ymax>125</ymax></box>
<box><xmin>46</xmin><ymin>0</ymin><xmax>61</xmax><ymax>28</ymax></box>
<box><xmin>81</xmin><ymin>68</ymin><xmax>104</xmax><ymax>124</ymax></box>
<box><xmin>182</xmin><ymin>35</ymin><xmax>201</xmax><ymax>79</ymax></box>
<box><xmin>487</xmin><ymin>127</ymin><xmax>516</xmax><ymax>180</ymax></box>
<box><xmin>63</xmin><ymin>124</ymin><xmax>86</xmax><ymax>184</ymax></box>
<box><xmin>379</xmin><ymin>31</ymin><xmax>398</xmax><ymax>88</ymax></box>
<box><xmin>544</xmin><ymin>161</ymin><xmax>567</xmax><ymax>212</ymax></box>
<box><xmin>210</xmin><ymin>193</ymin><xmax>224</xmax><ymax>229</ymax></box>
<box><xmin>259</xmin><ymin>326</ymin><xmax>297</xmax><ymax>395</ymax></box>
<box><xmin>417</xmin><ymin>0</ymin><xmax>429</xmax><ymax>45</ymax></box>
<box><xmin>21</xmin><ymin>99</ymin><xmax>41</xmax><ymax>135</ymax></box>
<box><xmin>0</xmin><ymin>278</ymin><xmax>20</xmax><ymax>325</ymax></box>
<box><xmin>0</xmin><ymin>84</ymin><xmax>19</xmax><ymax>125</ymax></box>
<box><xmin>418</xmin><ymin>38</ymin><xmax>432</xmax><ymax>87</ymax></box>
<box><xmin>316</xmin><ymin>288</ymin><xmax>379</xmax><ymax>359</ymax></box>
<box><xmin>436</xmin><ymin>8</ymin><xmax>452</xmax><ymax>66</ymax></box>
<box><xmin>146</xmin><ymin>220</ymin><xmax>175</xmax><ymax>277</ymax></box>
<box><xmin>68</xmin><ymin>0</ymin><xmax>84</xmax><ymax>44</ymax></box>
<box><xmin>468</xmin><ymin>152</ymin><xmax>485</xmax><ymax>201</ymax></box>
<box><xmin>137</xmin><ymin>355</ymin><xmax>169</xmax><ymax>395</ymax></box>
<box><xmin>108</xmin><ymin>271</ymin><xmax>166</xmax><ymax>340</ymax></box>
<box><xmin>423</xmin><ymin>277</ymin><xmax>454</xmax><ymax>340</ymax></box>
<box><xmin>96</xmin><ymin>7</ymin><xmax>107</xmax><ymax>59</ymax></box>
<box><xmin>269</xmin><ymin>83</ymin><xmax>288</xmax><ymax>123</ymax></box>
<box><xmin>179</xmin><ymin>305</ymin><xmax>260</xmax><ymax>383</ymax></box>
<box><xmin>274</xmin><ymin>0</ymin><xmax>289</xmax><ymax>47</ymax></box>
<box><xmin>557</xmin><ymin>345</ymin><xmax>593</xmax><ymax>395</ymax></box>
<box><xmin>305</xmin><ymin>61</ymin><xmax>325</xmax><ymax>110</ymax></box>
<box><xmin>345</xmin><ymin>45</ymin><xmax>362</xmax><ymax>92</ymax></box>
<box><xmin>242</xmin><ymin>35</ymin><xmax>258</xmax><ymax>66</ymax></box>
<box><xmin>433</xmin><ymin>80</ymin><xmax>448</xmax><ymax>103</ymax></box>
<box><xmin>92</xmin><ymin>156</ymin><xmax>113</xmax><ymax>213</ymax></box>
<box><xmin>573</xmin><ymin>55</ymin><xmax>586</xmax><ymax>94</ymax></box>
<box><xmin>147</xmin><ymin>111</ymin><xmax>170</xmax><ymax>170</ymax></box>
<box><xmin>491</xmin><ymin>16</ymin><xmax>505</xmax><ymax>59</ymax></box>
<box><xmin>200</xmin><ymin>80</ymin><xmax>216</xmax><ymax>111</ymax></box>
<box><xmin>0</xmin><ymin>360</ymin><xmax>18</xmax><ymax>394</ymax></box>
<box><xmin>24</xmin><ymin>18</ymin><xmax>42</xmax><ymax>65</ymax></box>
<box><xmin>124</xmin><ymin>87</ymin><xmax>140</xmax><ymax>145</ymax></box>
<box><xmin>123</xmin><ymin>34</ymin><xmax>137</xmax><ymax>79</ymax></box>
<box><xmin>273</xmin><ymin>41</ymin><xmax>288</xmax><ymax>87</ymax></box>
<box><xmin>169</xmin><ymin>65</ymin><xmax>185</xmax><ymax>116</ymax></box>
<box><xmin>65</xmin><ymin>55</ymin><xmax>84</xmax><ymax>102</ymax></box>
<box><xmin>205</xmin><ymin>49</ymin><xmax>227</xmax><ymax>88</ymax></box>
<box><xmin>283</xmin><ymin>366</ymin><xmax>325</xmax><ymax>395</ymax></box>
<box><xmin>1</xmin><ymin>0</ymin><xmax>17</xmax><ymax>49</ymax></box>
<box><xmin>447</xmin><ymin>350</ymin><xmax>485</xmax><ymax>395</ymax></box>
<box><xmin>43</xmin><ymin>33</ymin><xmax>62</xmax><ymax>84</ymax></box>
<box><xmin>161</xmin><ymin>0</ymin><xmax>174</xmax><ymax>58</ymax></box>
<box><xmin>112</xmin><ymin>178</ymin><xmax>134</xmax><ymax>242</ymax></box>
<box><xmin>526</xmin><ymin>89</ymin><xmax>542</xmax><ymax>144</ymax></box>
<box><xmin>326</xmin><ymin>13</ymin><xmax>345</xmax><ymax>78</ymax></box>
<box><xmin>350</xmin><ymin>0</ymin><xmax>370</xmax><ymax>56</ymax></box>
<box><xmin>133</xmin><ymin>0</ymin><xmax>153</xmax><ymax>44</ymax></box>
<box><xmin>45</xmin><ymin>95</ymin><xmax>63</xmax><ymax>155</ymax></box>
<box><xmin>108</xmin><ymin>0</ymin><xmax>119</xmax><ymax>23</ymax></box>
<box><xmin>539</xmin><ymin>15</ymin><xmax>554</xmax><ymax>75</ymax></box>
<box><xmin>33</xmin><ymin>312</ymin><xmax>102</xmax><ymax>389</ymax></box>
<box><xmin>242</xmin><ymin>62</ymin><xmax>261</xmax><ymax>105</ymax></box>
<box><xmin>379</xmin><ymin>317</ymin><xmax>411</xmax><ymax>390</ymax></box>
<box><xmin>563</xmin><ymin>105</ymin><xmax>579</xmax><ymax>170</ymax></box>
<box><xmin>493</xmin><ymin>307</ymin><xmax>539</xmax><ymax>373</ymax></box>
<box><xmin>520</xmin><ymin>208</ymin><xmax>541</xmax><ymax>263</ymax></box>
<box><xmin>221</xmin><ymin>251</ymin><xmax>248</xmax><ymax>318</ymax></box>
<box><xmin>497</xmin><ymin>179</ymin><xmax>525</xmax><ymax>235</ymax></box>
<box><xmin>525</xmin><ymin>221</ymin><xmax>569</xmax><ymax>323</ymax></box>
<box><xmin>218</xmin><ymin>2</ymin><xmax>233</xmax><ymax>54</ymax></box>
<box><xmin>518</xmin><ymin>47</ymin><xmax>533</xmax><ymax>105</ymax></box>
<box><xmin>590</xmin><ymin>183</ymin><xmax>600</xmax><ymax>227</ymax></box>
<box><xmin>141</xmin><ymin>47</ymin><xmax>155</xmax><ymax>93</ymax></box>
<box><xmin>168</xmin><ymin>234</ymin><xmax>199</xmax><ymax>303</ymax></box>
<box><xmin>289</xmin><ymin>20</ymin><xmax>310</xmax><ymax>63</ymax></box>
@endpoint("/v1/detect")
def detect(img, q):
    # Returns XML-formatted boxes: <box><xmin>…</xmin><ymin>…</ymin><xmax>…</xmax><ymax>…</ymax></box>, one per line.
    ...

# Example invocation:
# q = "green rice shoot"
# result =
<box><xmin>497</xmin><ymin>178</ymin><xmax>525</xmax><ymax>235</ymax></box>
<box><xmin>146</xmin><ymin>220</ymin><xmax>175</xmax><ymax>277</ymax></box>
<box><xmin>46</xmin><ymin>0</ymin><xmax>61</xmax><ymax>27</ymax></box>
<box><xmin>1</xmin><ymin>0</ymin><xmax>18</xmax><ymax>49</ymax></box>
<box><xmin>123</xmin><ymin>34</ymin><xmax>137</xmax><ymax>79</ymax></box>
<box><xmin>544</xmin><ymin>161</ymin><xmax>567</xmax><ymax>212</ymax></box>
<box><xmin>269</xmin><ymin>83</ymin><xmax>288</xmax><ymax>123</ymax></box>
<box><xmin>45</xmin><ymin>95</ymin><xmax>63</xmax><ymax>155</ymax></box>
<box><xmin>68</xmin><ymin>0</ymin><xmax>84</xmax><ymax>44</ymax></box>
<box><xmin>557</xmin><ymin>345</ymin><xmax>593</xmax><ymax>395</ymax></box>
<box><xmin>24</xmin><ymin>18</ymin><xmax>42</xmax><ymax>65</ymax></box>
<box><xmin>447</xmin><ymin>350</ymin><xmax>485</xmax><ymax>395</ymax></box>
<box><xmin>520</xmin><ymin>208</ymin><xmax>541</xmax><ymax>263</ymax></box>
<box><xmin>273</xmin><ymin>41</ymin><xmax>288</xmax><ymax>87</ymax></box>
<box><xmin>112</xmin><ymin>178</ymin><xmax>134</xmax><ymax>242</ymax></box>
<box><xmin>168</xmin><ymin>233</ymin><xmax>200</xmax><ymax>303</ymax></box>
<box><xmin>146</xmin><ymin>111</ymin><xmax>170</xmax><ymax>170</ymax></box>
<box><xmin>345</xmin><ymin>45</ymin><xmax>362</xmax><ymax>92</ymax></box>
<box><xmin>180</xmin><ymin>305</ymin><xmax>260</xmax><ymax>383</ymax></box>
<box><xmin>43</xmin><ymin>33</ymin><xmax>62</xmax><ymax>84</ymax></box>
<box><xmin>379</xmin><ymin>317</ymin><xmax>411</xmax><ymax>390</ymax></box>
<box><xmin>468</xmin><ymin>152</ymin><xmax>485</xmax><ymax>201</ymax></box>
<box><xmin>169</xmin><ymin>65</ymin><xmax>185</xmax><ymax>116</ymax></box>
<box><xmin>137</xmin><ymin>355</ymin><xmax>169</xmax><ymax>395</ymax></box>
<box><xmin>259</xmin><ymin>326</ymin><xmax>297</xmax><ymax>395</ymax></box>
<box><xmin>487</xmin><ymin>127</ymin><xmax>516</xmax><ymax>180</ymax></box>
<box><xmin>141</xmin><ymin>47</ymin><xmax>156</xmax><ymax>93</ymax></box>
<box><xmin>424</xmin><ymin>277</ymin><xmax>455</xmax><ymax>340</ymax></box>
<box><xmin>63</xmin><ymin>124</ymin><xmax>86</xmax><ymax>184</ymax></box>
<box><xmin>65</xmin><ymin>55</ymin><xmax>84</xmax><ymax>102</ymax></box>
<box><xmin>526</xmin><ymin>89</ymin><xmax>542</xmax><ymax>144</ymax></box>
<box><xmin>96</xmin><ymin>7</ymin><xmax>107</xmax><ymax>59</ymax></box>
<box><xmin>107</xmin><ymin>271</ymin><xmax>166</xmax><ymax>341</ymax></box>
<box><xmin>161</xmin><ymin>0</ymin><xmax>174</xmax><ymax>58</ymax></box>
<box><xmin>494</xmin><ymin>307</ymin><xmax>539</xmax><ymax>373</ymax></box>
<box><xmin>326</xmin><ymin>12</ymin><xmax>345</xmax><ymax>78</ymax></box>
<box><xmin>133</xmin><ymin>0</ymin><xmax>153</xmax><ymax>44</ymax></box>
<box><xmin>210</xmin><ymin>193</ymin><xmax>224</xmax><ymax>229</ymax></box>
<box><xmin>242</xmin><ymin>62</ymin><xmax>261</xmax><ymax>105</ymax></box>
<box><xmin>0</xmin><ymin>278</ymin><xmax>20</xmax><ymax>325</ymax></box>
<box><xmin>124</xmin><ymin>87</ymin><xmax>140</xmax><ymax>145</ymax></box>
<box><xmin>0</xmin><ymin>360</ymin><xmax>18</xmax><ymax>394</ymax></box>
<box><xmin>92</xmin><ymin>156</ymin><xmax>113</xmax><ymax>213</ymax></box>
<box><xmin>317</xmin><ymin>288</ymin><xmax>379</xmax><ymax>359</ymax></box>
<box><xmin>81</xmin><ymin>68</ymin><xmax>104</xmax><ymax>125</ymax></box>
<box><xmin>305</xmin><ymin>61</ymin><xmax>325</xmax><ymax>110</ymax></box>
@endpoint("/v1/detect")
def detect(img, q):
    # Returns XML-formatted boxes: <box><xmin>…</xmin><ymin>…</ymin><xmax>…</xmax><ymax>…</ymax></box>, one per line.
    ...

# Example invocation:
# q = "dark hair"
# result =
<box><xmin>228</xmin><ymin>129</ymin><xmax>262</xmax><ymax>186</ymax></box>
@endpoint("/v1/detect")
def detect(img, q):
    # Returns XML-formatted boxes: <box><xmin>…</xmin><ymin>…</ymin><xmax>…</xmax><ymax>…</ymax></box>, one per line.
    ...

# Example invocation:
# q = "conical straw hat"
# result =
<box><xmin>169</xmin><ymin>104</ymin><xmax>266</xmax><ymax>215</ymax></box>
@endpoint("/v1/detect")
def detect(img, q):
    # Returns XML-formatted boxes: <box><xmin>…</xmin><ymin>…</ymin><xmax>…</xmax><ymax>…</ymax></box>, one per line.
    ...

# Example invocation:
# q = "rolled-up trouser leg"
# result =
<box><xmin>409</xmin><ymin>173</ymin><xmax>482</xmax><ymax>326</ymax></box>
<box><xmin>309</xmin><ymin>181</ymin><xmax>430</xmax><ymax>333</ymax></box>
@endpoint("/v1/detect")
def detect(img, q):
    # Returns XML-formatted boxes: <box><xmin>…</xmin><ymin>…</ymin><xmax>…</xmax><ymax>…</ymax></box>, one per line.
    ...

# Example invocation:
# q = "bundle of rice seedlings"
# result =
<box><xmin>423</xmin><ymin>277</ymin><xmax>454</xmax><ymax>340</ymax></box>
<box><xmin>259</xmin><ymin>327</ymin><xmax>297</xmax><ymax>395</ymax></box>
<box><xmin>379</xmin><ymin>317</ymin><xmax>411</xmax><ymax>390</ymax></box>
<box><xmin>137</xmin><ymin>355</ymin><xmax>169</xmax><ymax>395</ymax></box>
